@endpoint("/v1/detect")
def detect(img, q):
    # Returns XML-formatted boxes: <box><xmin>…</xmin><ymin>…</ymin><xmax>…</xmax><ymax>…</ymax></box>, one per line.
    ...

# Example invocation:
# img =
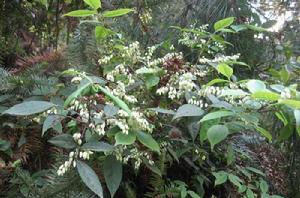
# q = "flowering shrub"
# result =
<box><xmin>2</xmin><ymin>1</ymin><xmax>300</xmax><ymax>197</ymax></box>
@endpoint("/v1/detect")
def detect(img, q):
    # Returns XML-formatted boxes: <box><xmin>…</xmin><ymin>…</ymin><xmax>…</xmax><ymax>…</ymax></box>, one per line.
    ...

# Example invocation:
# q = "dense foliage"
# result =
<box><xmin>1</xmin><ymin>0</ymin><xmax>300</xmax><ymax>198</ymax></box>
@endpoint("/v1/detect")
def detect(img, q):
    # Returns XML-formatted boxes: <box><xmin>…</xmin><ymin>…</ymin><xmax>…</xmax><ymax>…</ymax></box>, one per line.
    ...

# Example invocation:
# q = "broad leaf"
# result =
<box><xmin>103</xmin><ymin>155</ymin><xmax>122</xmax><ymax>197</ymax></box>
<box><xmin>200</xmin><ymin>111</ymin><xmax>234</xmax><ymax>123</ymax></box>
<box><xmin>104</xmin><ymin>104</ymin><xmax>119</xmax><ymax>117</ymax></box>
<box><xmin>246</xmin><ymin>188</ymin><xmax>255</xmax><ymax>198</ymax></box>
<box><xmin>294</xmin><ymin>110</ymin><xmax>300</xmax><ymax>136</ymax></box>
<box><xmin>173</xmin><ymin>104</ymin><xmax>204</xmax><ymax>120</ymax></box>
<box><xmin>246</xmin><ymin>80</ymin><xmax>266</xmax><ymax>93</ymax></box>
<box><xmin>251</xmin><ymin>91</ymin><xmax>280</xmax><ymax>101</ymax></box>
<box><xmin>81</xmin><ymin>141</ymin><xmax>114</xmax><ymax>152</ymax></box>
<box><xmin>207</xmin><ymin>125</ymin><xmax>229</xmax><ymax>149</ymax></box>
<box><xmin>103</xmin><ymin>8</ymin><xmax>134</xmax><ymax>18</ymax></box>
<box><xmin>255</xmin><ymin>126</ymin><xmax>272</xmax><ymax>142</ymax></box>
<box><xmin>77</xmin><ymin>160</ymin><xmax>103</xmax><ymax>198</ymax></box>
<box><xmin>206</xmin><ymin>78</ymin><xmax>229</xmax><ymax>86</ymax></box>
<box><xmin>64</xmin><ymin>82</ymin><xmax>91</xmax><ymax>107</ymax></box>
<box><xmin>64</xmin><ymin>10</ymin><xmax>97</xmax><ymax>17</ymax></box>
<box><xmin>115</xmin><ymin>132</ymin><xmax>136</xmax><ymax>145</ymax></box>
<box><xmin>42</xmin><ymin>115</ymin><xmax>63</xmax><ymax>136</ymax></box>
<box><xmin>48</xmin><ymin>134</ymin><xmax>76</xmax><ymax>149</ymax></box>
<box><xmin>228</xmin><ymin>174</ymin><xmax>243</xmax><ymax>188</ymax></box>
<box><xmin>259</xmin><ymin>179</ymin><xmax>269</xmax><ymax>194</ymax></box>
<box><xmin>213</xmin><ymin>171</ymin><xmax>228</xmax><ymax>186</ymax></box>
<box><xmin>95</xmin><ymin>26</ymin><xmax>115</xmax><ymax>40</ymax></box>
<box><xmin>136</xmin><ymin>131</ymin><xmax>160</xmax><ymax>153</ymax></box>
<box><xmin>279</xmin><ymin>99</ymin><xmax>300</xmax><ymax>109</ymax></box>
<box><xmin>145</xmin><ymin>75</ymin><xmax>160</xmax><ymax>89</ymax></box>
<box><xmin>3</xmin><ymin>101</ymin><xmax>55</xmax><ymax>116</ymax></box>
<box><xmin>217</xmin><ymin>63</ymin><xmax>233</xmax><ymax>79</ymax></box>
<box><xmin>83</xmin><ymin>0</ymin><xmax>101</xmax><ymax>9</ymax></box>
<box><xmin>214</xmin><ymin>17</ymin><xmax>235</xmax><ymax>31</ymax></box>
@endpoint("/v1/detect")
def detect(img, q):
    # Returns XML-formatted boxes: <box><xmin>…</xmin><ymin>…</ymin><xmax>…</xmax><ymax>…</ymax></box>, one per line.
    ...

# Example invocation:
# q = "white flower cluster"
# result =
<box><xmin>46</xmin><ymin>107</ymin><xmax>58</xmax><ymax>115</ymax></box>
<box><xmin>73</xmin><ymin>133</ymin><xmax>82</xmax><ymax>145</ymax></box>
<box><xmin>280</xmin><ymin>88</ymin><xmax>292</xmax><ymax>99</ymax></box>
<box><xmin>71</xmin><ymin>76</ymin><xmax>82</xmax><ymax>84</ymax></box>
<box><xmin>178</xmin><ymin>72</ymin><xmax>196</xmax><ymax>92</ymax></box>
<box><xmin>178</xmin><ymin>24</ymin><xmax>209</xmax><ymax>47</ymax></box>
<box><xmin>98</xmin><ymin>54</ymin><xmax>113</xmax><ymax>65</ymax></box>
<box><xmin>187</xmin><ymin>98</ymin><xmax>209</xmax><ymax>108</ymax></box>
<box><xmin>123</xmin><ymin>148</ymin><xmax>154</xmax><ymax>169</ymax></box>
<box><xmin>122</xmin><ymin>41</ymin><xmax>141</xmax><ymax>63</ymax></box>
<box><xmin>199</xmin><ymin>54</ymin><xmax>240</xmax><ymax>64</ymax></box>
<box><xmin>198</xmin><ymin>86</ymin><xmax>222</xmax><ymax>97</ymax></box>
<box><xmin>105</xmin><ymin>64</ymin><xmax>129</xmax><ymax>82</ymax></box>
<box><xmin>131</xmin><ymin>111</ymin><xmax>153</xmax><ymax>132</ymax></box>
<box><xmin>79</xmin><ymin>150</ymin><xmax>93</xmax><ymax>160</ymax></box>
<box><xmin>111</xmin><ymin>82</ymin><xmax>137</xmax><ymax>104</ymax></box>
<box><xmin>147</xmin><ymin>52</ymin><xmax>183</xmax><ymax>67</ymax></box>
<box><xmin>57</xmin><ymin>157</ymin><xmax>76</xmax><ymax>176</ymax></box>
<box><xmin>107</xmin><ymin>118</ymin><xmax>129</xmax><ymax>134</ymax></box>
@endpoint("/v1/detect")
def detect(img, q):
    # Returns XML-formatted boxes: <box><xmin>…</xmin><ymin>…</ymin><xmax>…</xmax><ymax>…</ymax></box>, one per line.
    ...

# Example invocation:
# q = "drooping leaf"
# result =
<box><xmin>77</xmin><ymin>160</ymin><xmax>103</xmax><ymax>198</ymax></box>
<box><xmin>212</xmin><ymin>171</ymin><xmax>228</xmax><ymax>186</ymax></box>
<box><xmin>103</xmin><ymin>8</ymin><xmax>134</xmax><ymax>18</ymax></box>
<box><xmin>207</xmin><ymin>125</ymin><xmax>229</xmax><ymax>149</ymax></box>
<box><xmin>206</xmin><ymin>78</ymin><xmax>229</xmax><ymax>86</ymax></box>
<box><xmin>214</xmin><ymin>17</ymin><xmax>235</xmax><ymax>31</ymax></box>
<box><xmin>200</xmin><ymin>111</ymin><xmax>234</xmax><ymax>123</ymax></box>
<box><xmin>95</xmin><ymin>26</ymin><xmax>115</xmax><ymax>40</ymax></box>
<box><xmin>103</xmin><ymin>155</ymin><xmax>122</xmax><ymax>197</ymax></box>
<box><xmin>81</xmin><ymin>141</ymin><xmax>114</xmax><ymax>152</ymax></box>
<box><xmin>187</xmin><ymin>191</ymin><xmax>201</xmax><ymax>198</ymax></box>
<box><xmin>48</xmin><ymin>134</ymin><xmax>76</xmax><ymax>149</ymax></box>
<box><xmin>279</xmin><ymin>99</ymin><xmax>300</xmax><ymax>109</ymax></box>
<box><xmin>259</xmin><ymin>179</ymin><xmax>269</xmax><ymax>194</ymax></box>
<box><xmin>246</xmin><ymin>80</ymin><xmax>266</xmax><ymax>93</ymax></box>
<box><xmin>217</xmin><ymin>63</ymin><xmax>233</xmax><ymax>79</ymax></box>
<box><xmin>173</xmin><ymin>104</ymin><xmax>204</xmax><ymax>120</ymax></box>
<box><xmin>255</xmin><ymin>126</ymin><xmax>272</xmax><ymax>142</ymax></box>
<box><xmin>251</xmin><ymin>91</ymin><xmax>280</xmax><ymax>101</ymax></box>
<box><xmin>228</xmin><ymin>174</ymin><xmax>243</xmax><ymax>188</ymax></box>
<box><xmin>63</xmin><ymin>10</ymin><xmax>97</xmax><ymax>17</ymax></box>
<box><xmin>246</xmin><ymin>188</ymin><xmax>255</xmax><ymax>198</ymax></box>
<box><xmin>136</xmin><ymin>131</ymin><xmax>160</xmax><ymax>153</ymax></box>
<box><xmin>3</xmin><ymin>101</ymin><xmax>55</xmax><ymax>116</ymax></box>
<box><xmin>83</xmin><ymin>0</ymin><xmax>101</xmax><ymax>9</ymax></box>
<box><xmin>115</xmin><ymin>132</ymin><xmax>136</xmax><ymax>145</ymax></box>
<box><xmin>64</xmin><ymin>83</ymin><xmax>92</xmax><ymax>107</ymax></box>
<box><xmin>42</xmin><ymin>115</ymin><xmax>63</xmax><ymax>136</ymax></box>
<box><xmin>246</xmin><ymin>167</ymin><xmax>265</xmax><ymax>177</ymax></box>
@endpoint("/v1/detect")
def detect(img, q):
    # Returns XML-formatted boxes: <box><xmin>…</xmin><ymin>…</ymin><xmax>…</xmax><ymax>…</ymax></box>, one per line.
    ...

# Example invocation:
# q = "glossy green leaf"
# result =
<box><xmin>200</xmin><ymin>111</ymin><xmax>234</xmax><ymax>123</ymax></box>
<box><xmin>206</xmin><ymin>78</ymin><xmax>229</xmax><ymax>86</ymax></box>
<box><xmin>255</xmin><ymin>126</ymin><xmax>272</xmax><ymax>142</ymax></box>
<box><xmin>64</xmin><ymin>82</ymin><xmax>91</xmax><ymax>107</ymax></box>
<box><xmin>217</xmin><ymin>63</ymin><xmax>233</xmax><ymax>79</ymax></box>
<box><xmin>251</xmin><ymin>91</ymin><xmax>280</xmax><ymax>101</ymax></box>
<box><xmin>42</xmin><ymin>115</ymin><xmax>63</xmax><ymax>136</ymax></box>
<box><xmin>3</xmin><ymin>101</ymin><xmax>55</xmax><ymax>116</ymax></box>
<box><xmin>246</xmin><ymin>80</ymin><xmax>266</xmax><ymax>93</ymax></box>
<box><xmin>95</xmin><ymin>26</ymin><xmax>115</xmax><ymax>40</ymax></box>
<box><xmin>173</xmin><ymin>104</ymin><xmax>204</xmax><ymax>120</ymax></box>
<box><xmin>207</xmin><ymin>125</ymin><xmax>229</xmax><ymax>149</ymax></box>
<box><xmin>136</xmin><ymin>131</ymin><xmax>160</xmax><ymax>153</ymax></box>
<box><xmin>228</xmin><ymin>174</ymin><xmax>243</xmax><ymax>188</ymax></box>
<box><xmin>63</xmin><ymin>10</ymin><xmax>97</xmax><ymax>17</ymax></box>
<box><xmin>103</xmin><ymin>8</ymin><xmax>134</xmax><ymax>18</ymax></box>
<box><xmin>103</xmin><ymin>155</ymin><xmax>122</xmax><ymax>197</ymax></box>
<box><xmin>83</xmin><ymin>0</ymin><xmax>101</xmax><ymax>9</ymax></box>
<box><xmin>145</xmin><ymin>75</ymin><xmax>160</xmax><ymax>89</ymax></box>
<box><xmin>214</xmin><ymin>17</ymin><xmax>235</xmax><ymax>31</ymax></box>
<box><xmin>246</xmin><ymin>188</ymin><xmax>255</xmax><ymax>198</ymax></box>
<box><xmin>48</xmin><ymin>134</ymin><xmax>76</xmax><ymax>149</ymax></box>
<box><xmin>81</xmin><ymin>141</ymin><xmax>114</xmax><ymax>152</ymax></box>
<box><xmin>279</xmin><ymin>99</ymin><xmax>300</xmax><ymax>109</ymax></box>
<box><xmin>77</xmin><ymin>160</ymin><xmax>103</xmax><ymax>198</ymax></box>
<box><xmin>115</xmin><ymin>132</ymin><xmax>136</xmax><ymax>145</ymax></box>
<box><xmin>212</xmin><ymin>171</ymin><xmax>228</xmax><ymax>186</ymax></box>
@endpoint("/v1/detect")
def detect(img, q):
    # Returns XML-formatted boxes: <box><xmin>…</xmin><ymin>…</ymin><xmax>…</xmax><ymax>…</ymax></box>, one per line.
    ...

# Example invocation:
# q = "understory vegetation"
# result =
<box><xmin>1</xmin><ymin>0</ymin><xmax>300</xmax><ymax>197</ymax></box>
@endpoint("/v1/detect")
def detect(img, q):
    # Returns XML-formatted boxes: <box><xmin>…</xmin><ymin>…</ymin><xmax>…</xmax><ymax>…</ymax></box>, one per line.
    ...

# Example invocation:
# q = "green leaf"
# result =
<box><xmin>246</xmin><ymin>80</ymin><xmax>266</xmax><ymax>93</ymax></box>
<box><xmin>187</xmin><ymin>191</ymin><xmax>201</xmax><ymax>198</ymax></box>
<box><xmin>84</xmin><ymin>0</ymin><xmax>101</xmax><ymax>9</ymax></box>
<box><xmin>255</xmin><ymin>126</ymin><xmax>272</xmax><ymax>142</ymax></box>
<box><xmin>42</xmin><ymin>115</ymin><xmax>63</xmax><ymax>136</ymax></box>
<box><xmin>48</xmin><ymin>134</ymin><xmax>76</xmax><ymax>149</ymax></box>
<box><xmin>212</xmin><ymin>171</ymin><xmax>228</xmax><ymax>186</ymax></box>
<box><xmin>207</xmin><ymin>125</ymin><xmax>229</xmax><ymax>149</ymax></box>
<box><xmin>200</xmin><ymin>111</ymin><xmax>234</xmax><ymax>123</ymax></box>
<box><xmin>251</xmin><ymin>91</ymin><xmax>280</xmax><ymax>101</ymax></box>
<box><xmin>103</xmin><ymin>155</ymin><xmax>122</xmax><ymax>197</ymax></box>
<box><xmin>200</xmin><ymin>119</ymin><xmax>220</xmax><ymax>143</ymax></box>
<box><xmin>96</xmin><ymin>85</ymin><xmax>131</xmax><ymax>115</ymax></box>
<box><xmin>77</xmin><ymin>160</ymin><xmax>103</xmax><ymax>198</ymax></box>
<box><xmin>259</xmin><ymin>179</ymin><xmax>269</xmax><ymax>194</ymax></box>
<box><xmin>246</xmin><ymin>24</ymin><xmax>267</xmax><ymax>32</ymax></box>
<box><xmin>217</xmin><ymin>63</ymin><xmax>233</xmax><ymax>79</ymax></box>
<box><xmin>279</xmin><ymin>99</ymin><xmax>300</xmax><ymax>109</ymax></box>
<box><xmin>148</xmin><ymin>107</ymin><xmax>175</xmax><ymax>115</ymax></box>
<box><xmin>214</xmin><ymin>17</ymin><xmax>235</xmax><ymax>31</ymax></box>
<box><xmin>246</xmin><ymin>166</ymin><xmax>265</xmax><ymax>177</ymax></box>
<box><xmin>228</xmin><ymin>174</ymin><xmax>243</xmax><ymax>188</ymax></box>
<box><xmin>173</xmin><ymin>104</ymin><xmax>204</xmax><ymax>120</ymax></box>
<box><xmin>145</xmin><ymin>75</ymin><xmax>160</xmax><ymax>89</ymax></box>
<box><xmin>136</xmin><ymin>131</ymin><xmax>160</xmax><ymax>153</ymax></box>
<box><xmin>3</xmin><ymin>101</ymin><xmax>55</xmax><ymax>116</ymax></box>
<box><xmin>0</xmin><ymin>139</ymin><xmax>11</xmax><ymax>152</ymax></box>
<box><xmin>206</xmin><ymin>78</ymin><xmax>229</xmax><ymax>86</ymax></box>
<box><xmin>63</xmin><ymin>10</ymin><xmax>97</xmax><ymax>17</ymax></box>
<box><xmin>115</xmin><ymin>132</ymin><xmax>136</xmax><ymax>145</ymax></box>
<box><xmin>95</xmin><ymin>26</ymin><xmax>115</xmax><ymax>40</ymax></box>
<box><xmin>103</xmin><ymin>8</ymin><xmax>134</xmax><ymax>18</ymax></box>
<box><xmin>64</xmin><ymin>82</ymin><xmax>91</xmax><ymax>107</ymax></box>
<box><xmin>81</xmin><ymin>141</ymin><xmax>114</xmax><ymax>152</ymax></box>
<box><xmin>104</xmin><ymin>104</ymin><xmax>119</xmax><ymax>117</ymax></box>
<box><xmin>294</xmin><ymin>110</ymin><xmax>300</xmax><ymax>136</ymax></box>
<box><xmin>246</xmin><ymin>188</ymin><xmax>255</xmax><ymax>198</ymax></box>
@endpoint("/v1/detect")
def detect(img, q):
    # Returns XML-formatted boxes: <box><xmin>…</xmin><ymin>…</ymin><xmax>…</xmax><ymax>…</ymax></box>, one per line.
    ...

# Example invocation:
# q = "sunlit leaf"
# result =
<box><xmin>64</xmin><ymin>10</ymin><xmax>97</xmax><ymax>17</ymax></box>
<box><xmin>207</xmin><ymin>125</ymin><xmax>229</xmax><ymax>149</ymax></box>
<box><xmin>214</xmin><ymin>17</ymin><xmax>235</xmax><ymax>31</ymax></box>
<box><xmin>103</xmin><ymin>9</ymin><xmax>134</xmax><ymax>18</ymax></box>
